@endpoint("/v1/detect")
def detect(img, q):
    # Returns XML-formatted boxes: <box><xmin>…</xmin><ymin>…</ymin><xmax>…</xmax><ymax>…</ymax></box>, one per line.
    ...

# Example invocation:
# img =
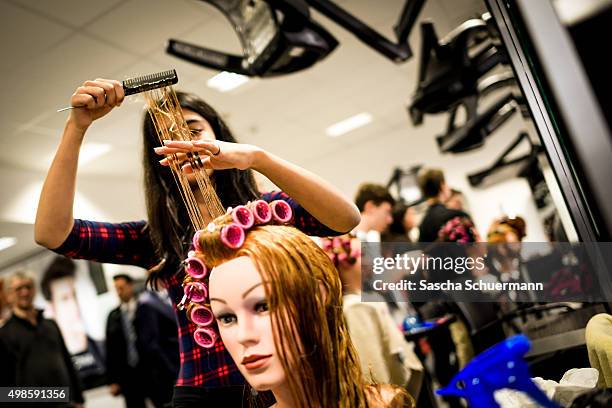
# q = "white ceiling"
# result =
<box><xmin>4</xmin><ymin>0</ymin><xmax>553</xmax><ymax>268</ymax></box>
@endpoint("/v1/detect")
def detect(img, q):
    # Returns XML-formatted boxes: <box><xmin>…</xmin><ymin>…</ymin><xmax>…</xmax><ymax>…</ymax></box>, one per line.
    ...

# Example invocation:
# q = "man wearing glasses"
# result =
<box><xmin>0</xmin><ymin>271</ymin><xmax>84</xmax><ymax>408</ymax></box>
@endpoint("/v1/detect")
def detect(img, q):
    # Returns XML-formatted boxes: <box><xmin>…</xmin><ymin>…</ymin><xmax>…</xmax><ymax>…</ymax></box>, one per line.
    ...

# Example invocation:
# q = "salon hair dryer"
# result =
<box><xmin>437</xmin><ymin>334</ymin><xmax>560</xmax><ymax>408</ymax></box>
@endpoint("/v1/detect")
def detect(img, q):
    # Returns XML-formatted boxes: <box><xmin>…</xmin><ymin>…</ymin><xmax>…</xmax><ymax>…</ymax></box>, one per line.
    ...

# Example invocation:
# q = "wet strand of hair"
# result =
<box><xmin>144</xmin><ymin>87</ymin><xmax>224</xmax><ymax>231</ymax></box>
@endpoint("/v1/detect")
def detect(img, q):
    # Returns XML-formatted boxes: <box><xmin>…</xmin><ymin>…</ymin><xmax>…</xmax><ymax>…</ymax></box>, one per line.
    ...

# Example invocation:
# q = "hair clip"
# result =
<box><xmin>192</xmin><ymin>230</ymin><xmax>203</xmax><ymax>252</ymax></box>
<box><xmin>184</xmin><ymin>281</ymin><xmax>208</xmax><ymax>303</ymax></box>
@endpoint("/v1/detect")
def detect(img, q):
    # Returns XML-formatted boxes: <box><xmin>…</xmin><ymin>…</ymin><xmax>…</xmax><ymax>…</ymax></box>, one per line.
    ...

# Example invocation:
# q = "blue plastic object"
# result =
<box><xmin>402</xmin><ymin>314</ymin><xmax>435</xmax><ymax>333</ymax></box>
<box><xmin>437</xmin><ymin>334</ymin><xmax>560</xmax><ymax>408</ymax></box>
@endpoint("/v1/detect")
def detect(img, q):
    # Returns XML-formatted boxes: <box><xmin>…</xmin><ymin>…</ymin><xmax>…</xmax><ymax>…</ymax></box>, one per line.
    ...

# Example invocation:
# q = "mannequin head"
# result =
<box><xmin>196</xmin><ymin>223</ymin><xmax>366</xmax><ymax>407</ymax></box>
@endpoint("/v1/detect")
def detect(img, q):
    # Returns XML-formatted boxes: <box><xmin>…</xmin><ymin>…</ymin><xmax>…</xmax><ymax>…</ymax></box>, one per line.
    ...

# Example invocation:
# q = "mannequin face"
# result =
<box><xmin>209</xmin><ymin>256</ymin><xmax>286</xmax><ymax>391</ymax></box>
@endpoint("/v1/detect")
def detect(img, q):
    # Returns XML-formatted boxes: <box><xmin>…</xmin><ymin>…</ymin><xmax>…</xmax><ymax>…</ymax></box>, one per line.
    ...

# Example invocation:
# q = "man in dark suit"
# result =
<box><xmin>134</xmin><ymin>289</ymin><xmax>179</xmax><ymax>408</ymax></box>
<box><xmin>106</xmin><ymin>274</ymin><xmax>146</xmax><ymax>408</ymax></box>
<box><xmin>107</xmin><ymin>274</ymin><xmax>179</xmax><ymax>408</ymax></box>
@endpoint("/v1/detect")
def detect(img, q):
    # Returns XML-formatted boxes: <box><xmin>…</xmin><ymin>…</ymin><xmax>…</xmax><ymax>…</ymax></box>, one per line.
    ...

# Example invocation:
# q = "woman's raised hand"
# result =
<box><xmin>68</xmin><ymin>78</ymin><xmax>125</xmax><ymax>131</ymax></box>
<box><xmin>155</xmin><ymin>140</ymin><xmax>263</xmax><ymax>172</ymax></box>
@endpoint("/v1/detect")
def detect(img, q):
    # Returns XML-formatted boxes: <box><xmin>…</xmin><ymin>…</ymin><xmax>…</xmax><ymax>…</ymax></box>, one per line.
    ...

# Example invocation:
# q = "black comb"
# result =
<box><xmin>57</xmin><ymin>69</ymin><xmax>179</xmax><ymax>112</ymax></box>
<box><xmin>123</xmin><ymin>69</ymin><xmax>178</xmax><ymax>95</ymax></box>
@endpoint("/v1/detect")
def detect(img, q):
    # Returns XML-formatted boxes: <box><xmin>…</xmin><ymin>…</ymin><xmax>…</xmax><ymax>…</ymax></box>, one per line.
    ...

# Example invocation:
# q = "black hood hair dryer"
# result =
<box><xmin>409</xmin><ymin>13</ymin><xmax>508</xmax><ymax>125</ymax></box>
<box><xmin>167</xmin><ymin>0</ymin><xmax>338</xmax><ymax>77</ymax></box>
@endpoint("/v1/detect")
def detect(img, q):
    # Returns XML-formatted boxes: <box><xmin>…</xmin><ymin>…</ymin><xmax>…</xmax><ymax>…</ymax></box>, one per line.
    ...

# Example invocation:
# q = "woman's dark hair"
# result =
<box><xmin>389</xmin><ymin>204</ymin><xmax>409</xmax><ymax>235</ymax></box>
<box><xmin>40</xmin><ymin>256</ymin><xmax>76</xmax><ymax>301</ymax></box>
<box><xmin>142</xmin><ymin>91</ymin><xmax>259</xmax><ymax>287</ymax></box>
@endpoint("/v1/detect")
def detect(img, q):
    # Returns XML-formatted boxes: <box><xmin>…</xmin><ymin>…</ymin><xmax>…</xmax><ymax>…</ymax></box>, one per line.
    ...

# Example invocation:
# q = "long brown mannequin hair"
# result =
<box><xmin>196</xmin><ymin>222</ymin><xmax>412</xmax><ymax>408</ymax></box>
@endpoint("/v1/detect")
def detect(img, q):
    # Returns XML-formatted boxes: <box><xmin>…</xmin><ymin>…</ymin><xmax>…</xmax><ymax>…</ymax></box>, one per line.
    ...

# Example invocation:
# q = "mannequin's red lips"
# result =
<box><xmin>241</xmin><ymin>354</ymin><xmax>272</xmax><ymax>370</ymax></box>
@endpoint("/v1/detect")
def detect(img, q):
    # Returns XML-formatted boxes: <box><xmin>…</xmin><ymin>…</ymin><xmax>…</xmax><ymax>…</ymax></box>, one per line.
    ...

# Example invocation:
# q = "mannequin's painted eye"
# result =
<box><xmin>255</xmin><ymin>301</ymin><xmax>269</xmax><ymax>313</ymax></box>
<box><xmin>216</xmin><ymin>313</ymin><xmax>237</xmax><ymax>326</ymax></box>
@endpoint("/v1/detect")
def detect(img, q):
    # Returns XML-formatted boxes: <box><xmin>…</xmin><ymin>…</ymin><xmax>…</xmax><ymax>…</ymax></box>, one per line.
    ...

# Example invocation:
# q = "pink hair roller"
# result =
<box><xmin>221</xmin><ymin>224</ymin><xmax>245</xmax><ymax>249</ymax></box>
<box><xmin>232</xmin><ymin>205</ymin><xmax>255</xmax><ymax>229</ymax></box>
<box><xmin>189</xmin><ymin>304</ymin><xmax>214</xmax><ymax>326</ymax></box>
<box><xmin>270</xmin><ymin>200</ymin><xmax>293</xmax><ymax>223</ymax></box>
<box><xmin>194</xmin><ymin>327</ymin><xmax>217</xmax><ymax>349</ymax></box>
<box><xmin>192</xmin><ymin>230</ymin><xmax>202</xmax><ymax>252</ymax></box>
<box><xmin>184</xmin><ymin>257</ymin><xmax>208</xmax><ymax>279</ymax></box>
<box><xmin>184</xmin><ymin>281</ymin><xmax>207</xmax><ymax>303</ymax></box>
<box><xmin>251</xmin><ymin>200</ymin><xmax>273</xmax><ymax>224</ymax></box>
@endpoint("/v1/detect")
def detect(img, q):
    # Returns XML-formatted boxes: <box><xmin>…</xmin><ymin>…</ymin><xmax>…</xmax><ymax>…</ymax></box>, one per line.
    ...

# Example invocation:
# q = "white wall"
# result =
<box><xmin>0</xmin><ymin>164</ymin><xmax>146</xmax><ymax>225</ymax></box>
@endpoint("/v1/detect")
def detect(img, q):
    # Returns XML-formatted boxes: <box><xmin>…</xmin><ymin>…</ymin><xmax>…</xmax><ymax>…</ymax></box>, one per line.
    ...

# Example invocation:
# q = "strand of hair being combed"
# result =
<box><xmin>143</xmin><ymin>86</ymin><xmax>225</xmax><ymax>230</ymax></box>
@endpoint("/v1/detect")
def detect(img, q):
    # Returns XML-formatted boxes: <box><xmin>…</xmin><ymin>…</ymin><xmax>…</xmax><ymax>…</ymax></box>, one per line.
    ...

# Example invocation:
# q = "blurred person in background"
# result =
<box><xmin>353</xmin><ymin>183</ymin><xmax>395</xmax><ymax>242</ymax></box>
<box><xmin>320</xmin><ymin>235</ymin><xmax>423</xmax><ymax>400</ymax></box>
<box><xmin>0</xmin><ymin>271</ymin><xmax>84</xmax><ymax>407</ymax></box>
<box><xmin>487</xmin><ymin>216</ymin><xmax>530</xmax><ymax>303</ymax></box>
<box><xmin>445</xmin><ymin>188</ymin><xmax>467</xmax><ymax>212</ymax></box>
<box><xmin>383</xmin><ymin>204</ymin><xmax>417</xmax><ymax>242</ymax></box>
<box><xmin>107</xmin><ymin>273</ymin><xmax>178</xmax><ymax>408</ymax></box>
<box><xmin>353</xmin><ymin>183</ymin><xmax>412</xmax><ymax>318</ymax></box>
<box><xmin>417</xmin><ymin>169</ymin><xmax>472</xmax><ymax>243</ymax></box>
<box><xmin>41</xmin><ymin>256</ymin><xmax>105</xmax><ymax>386</ymax></box>
<box><xmin>106</xmin><ymin>274</ymin><xmax>146</xmax><ymax>408</ymax></box>
<box><xmin>135</xmin><ymin>286</ymin><xmax>179</xmax><ymax>407</ymax></box>
<box><xmin>0</xmin><ymin>277</ymin><xmax>12</xmax><ymax>326</ymax></box>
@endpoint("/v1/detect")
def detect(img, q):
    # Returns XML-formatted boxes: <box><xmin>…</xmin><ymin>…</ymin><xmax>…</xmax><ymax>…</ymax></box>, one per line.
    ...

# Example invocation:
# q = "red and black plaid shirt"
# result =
<box><xmin>53</xmin><ymin>191</ymin><xmax>340</xmax><ymax>388</ymax></box>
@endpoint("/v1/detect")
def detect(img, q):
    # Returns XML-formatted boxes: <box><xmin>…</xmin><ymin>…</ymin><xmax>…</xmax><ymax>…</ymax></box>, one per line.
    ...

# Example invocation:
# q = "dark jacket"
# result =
<box><xmin>106</xmin><ymin>292</ymin><xmax>178</xmax><ymax>406</ymax></box>
<box><xmin>105</xmin><ymin>305</ymin><xmax>132</xmax><ymax>386</ymax></box>
<box><xmin>0</xmin><ymin>311</ymin><xmax>84</xmax><ymax>405</ymax></box>
<box><xmin>134</xmin><ymin>291</ymin><xmax>179</xmax><ymax>395</ymax></box>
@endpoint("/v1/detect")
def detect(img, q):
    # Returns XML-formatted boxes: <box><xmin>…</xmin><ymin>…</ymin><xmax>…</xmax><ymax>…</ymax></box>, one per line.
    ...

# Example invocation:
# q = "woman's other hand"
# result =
<box><xmin>155</xmin><ymin>140</ymin><xmax>263</xmax><ymax>172</ymax></box>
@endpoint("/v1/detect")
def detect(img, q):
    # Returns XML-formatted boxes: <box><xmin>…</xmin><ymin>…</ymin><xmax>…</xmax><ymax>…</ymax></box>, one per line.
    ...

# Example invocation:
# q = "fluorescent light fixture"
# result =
<box><xmin>79</xmin><ymin>143</ymin><xmax>112</xmax><ymax>165</ymax></box>
<box><xmin>0</xmin><ymin>237</ymin><xmax>17</xmax><ymax>252</ymax></box>
<box><xmin>207</xmin><ymin>71</ymin><xmax>249</xmax><ymax>92</ymax></box>
<box><xmin>326</xmin><ymin>112</ymin><xmax>373</xmax><ymax>137</ymax></box>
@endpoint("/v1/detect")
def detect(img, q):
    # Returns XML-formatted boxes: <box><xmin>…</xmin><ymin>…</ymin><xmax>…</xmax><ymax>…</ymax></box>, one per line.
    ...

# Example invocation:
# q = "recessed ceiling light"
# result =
<box><xmin>326</xmin><ymin>113</ymin><xmax>373</xmax><ymax>137</ymax></box>
<box><xmin>207</xmin><ymin>71</ymin><xmax>249</xmax><ymax>92</ymax></box>
<box><xmin>79</xmin><ymin>143</ymin><xmax>112</xmax><ymax>165</ymax></box>
<box><xmin>0</xmin><ymin>237</ymin><xmax>17</xmax><ymax>252</ymax></box>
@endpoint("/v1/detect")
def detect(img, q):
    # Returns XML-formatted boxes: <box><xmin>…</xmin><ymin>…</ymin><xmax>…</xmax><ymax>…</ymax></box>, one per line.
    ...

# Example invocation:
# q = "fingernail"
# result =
<box><xmin>159</xmin><ymin>159</ymin><xmax>168</xmax><ymax>165</ymax></box>
<box><xmin>154</xmin><ymin>147</ymin><xmax>163</xmax><ymax>153</ymax></box>
<box><xmin>163</xmin><ymin>140</ymin><xmax>172</xmax><ymax>145</ymax></box>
